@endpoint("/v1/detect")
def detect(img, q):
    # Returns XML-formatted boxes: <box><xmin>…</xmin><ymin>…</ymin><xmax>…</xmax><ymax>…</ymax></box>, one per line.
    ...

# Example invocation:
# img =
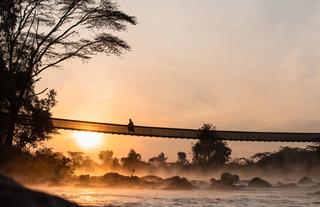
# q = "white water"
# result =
<box><xmin>36</xmin><ymin>187</ymin><xmax>320</xmax><ymax>207</ymax></box>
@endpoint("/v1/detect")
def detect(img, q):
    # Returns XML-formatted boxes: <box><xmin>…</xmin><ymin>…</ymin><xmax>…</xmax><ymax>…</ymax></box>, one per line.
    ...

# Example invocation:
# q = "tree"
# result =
<box><xmin>192</xmin><ymin>124</ymin><xmax>231</xmax><ymax>170</ymax></box>
<box><xmin>67</xmin><ymin>151</ymin><xmax>85</xmax><ymax>168</ymax></box>
<box><xmin>11</xmin><ymin>90</ymin><xmax>57</xmax><ymax>149</ymax></box>
<box><xmin>148</xmin><ymin>152</ymin><xmax>167</xmax><ymax>168</ymax></box>
<box><xmin>34</xmin><ymin>147</ymin><xmax>74</xmax><ymax>180</ymax></box>
<box><xmin>0</xmin><ymin>0</ymin><xmax>136</xmax><ymax>148</ymax></box>
<box><xmin>67</xmin><ymin>151</ymin><xmax>99</xmax><ymax>171</ymax></box>
<box><xmin>0</xmin><ymin>146</ymin><xmax>74</xmax><ymax>180</ymax></box>
<box><xmin>252</xmin><ymin>147</ymin><xmax>317</xmax><ymax>173</ymax></box>
<box><xmin>0</xmin><ymin>67</ymin><xmax>57</xmax><ymax>149</ymax></box>
<box><xmin>176</xmin><ymin>151</ymin><xmax>189</xmax><ymax>168</ymax></box>
<box><xmin>111</xmin><ymin>157</ymin><xmax>120</xmax><ymax>169</ymax></box>
<box><xmin>99</xmin><ymin>150</ymin><xmax>114</xmax><ymax>166</ymax></box>
<box><xmin>121</xmin><ymin>149</ymin><xmax>144</xmax><ymax>170</ymax></box>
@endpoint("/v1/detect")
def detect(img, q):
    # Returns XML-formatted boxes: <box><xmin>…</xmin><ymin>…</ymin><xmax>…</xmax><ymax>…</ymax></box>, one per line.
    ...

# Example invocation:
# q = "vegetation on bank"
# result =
<box><xmin>1</xmin><ymin>124</ymin><xmax>320</xmax><ymax>183</ymax></box>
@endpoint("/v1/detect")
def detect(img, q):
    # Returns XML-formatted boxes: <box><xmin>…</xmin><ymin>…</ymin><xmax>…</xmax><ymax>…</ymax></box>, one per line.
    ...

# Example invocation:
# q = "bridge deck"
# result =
<box><xmin>51</xmin><ymin>118</ymin><xmax>320</xmax><ymax>142</ymax></box>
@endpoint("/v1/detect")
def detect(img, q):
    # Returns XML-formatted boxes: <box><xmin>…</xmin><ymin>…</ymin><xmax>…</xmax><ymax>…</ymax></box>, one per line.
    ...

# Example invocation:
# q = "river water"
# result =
<box><xmin>36</xmin><ymin>187</ymin><xmax>320</xmax><ymax>207</ymax></box>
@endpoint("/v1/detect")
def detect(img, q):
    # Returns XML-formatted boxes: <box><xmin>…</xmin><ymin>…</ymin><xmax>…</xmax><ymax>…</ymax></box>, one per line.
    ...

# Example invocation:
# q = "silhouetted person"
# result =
<box><xmin>128</xmin><ymin>119</ymin><xmax>135</xmax><ymax>133</ymax></box>
<box><xmin>131</xmin><ymin>168</ymin><xmax>135</xmax><ymax>177</ymax></box>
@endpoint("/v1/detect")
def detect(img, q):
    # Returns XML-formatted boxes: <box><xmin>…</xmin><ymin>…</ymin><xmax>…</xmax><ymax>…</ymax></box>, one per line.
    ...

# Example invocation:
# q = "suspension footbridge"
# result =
<box><xmin>49</xmin><ymin>118</ymin><xmax>320</xmax><ymax>142</ymax></box>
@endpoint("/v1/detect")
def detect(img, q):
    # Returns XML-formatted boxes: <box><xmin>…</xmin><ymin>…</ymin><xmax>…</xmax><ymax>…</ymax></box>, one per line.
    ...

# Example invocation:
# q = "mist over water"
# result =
<box><xmin>35</xmin><ymin>187</ymin><xmax>320</xmax><ymax>207</ymax></box>
<box><xmin>25</xmin><ymin>160</ymin><xmax>320</xmax><ymax>207</ymax></box>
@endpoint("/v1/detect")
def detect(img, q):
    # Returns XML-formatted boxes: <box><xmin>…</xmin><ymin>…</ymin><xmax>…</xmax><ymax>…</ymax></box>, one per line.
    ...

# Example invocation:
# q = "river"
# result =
<box><xmin>35</xmin><ymin>186</ymin><xmax>320</xmax><ymax>207</ymax></box>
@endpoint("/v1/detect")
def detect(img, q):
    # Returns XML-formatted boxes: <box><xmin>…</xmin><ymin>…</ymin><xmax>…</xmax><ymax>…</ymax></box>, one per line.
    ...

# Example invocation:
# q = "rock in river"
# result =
<box><xmin>248</xmin><ymin>177</ymin><xmax>272</xmax><ymax>188</ymax></box>
<box><xmin>210</xmin><ymin>172</ymin><xmax>242</xmax><ymax>190</ymax></box>
<box><xmin>161</xmin><ymin>176</ymin><xmax>193</xmax><ymax>190</ymax></box>
<box><xmin>298</xmin><ymin>177</ymin><xmax>314</xmax><ymax>186</ymax></box>
<box><xmin>101</xmin><ymin>172</ymin><xmax>143</xmax><ymax>187</ymax></box>
<box><xmin>141</xmin><ymin>175</ymin><xmax>163</xmax><ymax>183</ymax></box>
<box><xmin>0</xmin><ymin>174</ymin><xmax>79</xmax><ymax>207</ymax></box>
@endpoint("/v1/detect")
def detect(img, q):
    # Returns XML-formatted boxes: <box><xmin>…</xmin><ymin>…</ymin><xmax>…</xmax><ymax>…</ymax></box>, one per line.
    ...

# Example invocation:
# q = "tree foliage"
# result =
<box><xmin>176</xmin><ymin>151</ymin><xmax>189</xmax><ymax>169</ymax></box>
<box><xmin>98</xmin><ymin>149</ymin><xmax>120</xmax><ymax>168</ymax></box>
<box><xmin>99</xmin><ymin>150</ymin><xmax>114</xmax><ymax>166</ymax></box>
<box><xmin>67</xmin><ymin>151</ymin><xmax>98</xmax><ymax>171</ymax></box>
<box><xmin>0</xmin><ymin>0</ymin><xmax>136</xmax><ymax>148</ymax></box>
<box><xmin>67</xmin><ymin>151</ymin><xmax>85</xmax><ymax>168</ymax></box>
<box><xmin>34</xmin><ymin>147</ymin><xmax>73</xmax><ymax>180</ymax></box>
<box><xmin>192</xmin><ymin>124</ymin><xmax>231</xmax><ymax>170</ymax></box>
<box><xmin>120</xmin><ymin>149</ymin><xmax>145</xmax><ymax>170</ymax></box>
<box><xmin>252</xmin><ymin>147</ymin><xmax>320</xmax><ymax>174</ymax></box>
<box><xmin>0</xmin><ymin>146</ymin><xmax>74</xmax><ymax>181</ymax></box>
<box><xmin>148</xmin><ymin>152</ymin><xmax>167</xmax><ymax>168</ymax></box>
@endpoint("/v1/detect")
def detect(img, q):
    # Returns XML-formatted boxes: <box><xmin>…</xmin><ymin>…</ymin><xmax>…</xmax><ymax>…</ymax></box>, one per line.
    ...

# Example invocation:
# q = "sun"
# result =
<box><xmin>73</xmin><ymin>131</ymin><xmax>103</xmax><ymax>149</ymax></box>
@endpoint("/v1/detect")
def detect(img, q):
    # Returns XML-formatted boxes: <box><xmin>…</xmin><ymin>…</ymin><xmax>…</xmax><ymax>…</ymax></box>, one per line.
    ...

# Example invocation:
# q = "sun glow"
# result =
<box><xmin>73</xmin><ymin>131</ymin><xmax>103</xmax><ymax>149</ymax></box>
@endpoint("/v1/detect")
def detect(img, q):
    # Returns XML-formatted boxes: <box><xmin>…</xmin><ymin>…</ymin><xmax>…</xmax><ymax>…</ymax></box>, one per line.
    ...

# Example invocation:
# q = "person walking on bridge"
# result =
<box><xmin>128</xmin><ymin>119</ymin><xmax>135</xmax><ymax>133</ymax></box>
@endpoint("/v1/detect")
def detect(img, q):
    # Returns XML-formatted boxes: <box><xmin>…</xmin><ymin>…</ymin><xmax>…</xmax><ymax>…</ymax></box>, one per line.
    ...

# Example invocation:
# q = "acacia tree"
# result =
<box><xmin>0</xmin><ymin>0</ymin><xmax>136</xmax><ymax>148</ymax></box>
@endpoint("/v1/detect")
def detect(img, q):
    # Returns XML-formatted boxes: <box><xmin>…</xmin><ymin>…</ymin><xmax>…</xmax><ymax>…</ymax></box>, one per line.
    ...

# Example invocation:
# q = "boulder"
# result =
<box><xmin>248</xmin><ymin>177</ymin><xmax>272</xmax><ymax>188</ymax></box>
<box><xmin>141</xmin><ymin>175</ymin><xmax>163</xmax><ymax>183</ymax></box>
<box><xmin>210</xmin><ymin>172</ymin><xmax>242</xmax><ymax>190</ymax></box>
<box><xmin>0</xmin><ymin>174</ymin><xmax>20</xmax><ymax>186</ymax></box>
<box><xmin>298</xmin><ymin>177</ymin><xmax>314</xmax><ymax>186</ymax></box>
<box><xmin>220</xmin><ymin>172</ymin><xmax>240</xmax><ymax>184</ymax></box>
<box><xmin>162</xmin><ymin>176</ymin><xmax>193</xmax><ymax>190</ymax></box>
<box><xmin>102</xmin><ymin>172</ymin><xmax>143</xmax><ymax>187</ymax></box>
<box><xmin>0</xmin><ymin>174</ymin><xmax>80</xmax><ymax>207</ymax></box>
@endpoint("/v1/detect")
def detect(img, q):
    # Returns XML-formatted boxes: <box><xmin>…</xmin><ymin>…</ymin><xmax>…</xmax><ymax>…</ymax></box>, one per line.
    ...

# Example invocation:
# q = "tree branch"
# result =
<box><xmin>34</xmin><ymin>41</ymin><xmax>97</xmax><ymax>76</ymax></box>
<box><xmin>33</xmin><ymin>11</ymin><xmax>90</xmax><ymax>67</ymax></box>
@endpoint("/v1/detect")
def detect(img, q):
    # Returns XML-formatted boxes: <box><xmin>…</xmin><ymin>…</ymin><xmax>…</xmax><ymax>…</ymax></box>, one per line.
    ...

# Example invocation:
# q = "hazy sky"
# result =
<box><xmin>39</xmin><ymin>0</ymin><xmax>320</xmax><ymax>161</ymax></box>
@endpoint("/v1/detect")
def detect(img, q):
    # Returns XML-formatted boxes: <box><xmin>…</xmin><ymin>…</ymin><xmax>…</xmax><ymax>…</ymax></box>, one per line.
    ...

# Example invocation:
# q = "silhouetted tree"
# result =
<box><xmin>0</xmin><ymin>146</ymin><xmax>74</xmax><ymax>181</ymax></box>
<box><xmin>0</xmin><ymin>70</ymin><xmax>57</xmax><ymax>149</ymax></box>
<box><xmin>99</xmin><ymin>150</ymin><xmax>114</xmax><ymax>165</ymax></box>
<box><xmin>192</xmin><ymin>124</ymin><xmax>231</xmax><ymax>170</ymax></box>
<box><xmin>33</xmin><ymin>147</ymin><xmax>74</xmax><ymax>180</ymax></box>
<box><xmin>176</xmin><ymin>151</ymin><xmax>189</xmax><ymax>169</ymax></box>
<box><xmin>0</xmin><ymin>0</ymin><xmax>136</xmax><ymax>148</ymax></box>
<box><xmin>148</xmin><ymin>152</ymin><xmax>167</xmax><ymax>168</ymax></box>
<box><xmin>67</xmin><ymin>151</ymin><xmax>98</xmax><ymax>171</ymax></box>
<box><xmin>251</xmin><ymin>147</ymin><xmax>320</xmax><ymax>175</ymax></box>
<box><xmin>111</xmin><ymin>157</ymin><xmax>120</xmax><ymax>169</ymax></box>
<box><xmin>121</xmin><ymin>149</ymin><xmax>145</xmax><ymax>171</ymax></box>
<box><xmin>98</xmin><ymin>149</ymin><xmax>119</xmax><ymax>168</ymax></box>
<box><xmin>67</xmin><ymin>151</ymin><xmax>85</xmax><ymax>168</ymax></box>
<box><xmin>12</xmin><ymin>90</ymin><xmax>57</xmax><ymax>149</ymax></box>
<box><xmin>81</xmin><ymin>155</ymin><xmax>98</xmax><ymax>170</ymax></box>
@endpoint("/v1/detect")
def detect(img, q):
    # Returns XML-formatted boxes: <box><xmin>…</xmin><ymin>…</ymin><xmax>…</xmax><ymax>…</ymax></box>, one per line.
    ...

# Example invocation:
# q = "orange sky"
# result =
<box><xmin>38</xmin><ymin>0</ymin><xmax>320</xmax><ymax>162</ymax></box>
